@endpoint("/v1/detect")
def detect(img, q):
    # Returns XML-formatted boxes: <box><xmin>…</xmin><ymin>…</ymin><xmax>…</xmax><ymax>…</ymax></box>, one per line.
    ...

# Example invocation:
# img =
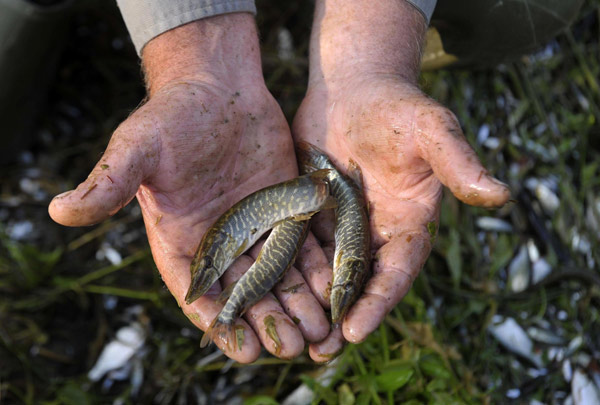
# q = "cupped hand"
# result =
<box><xmin>293</xmin><ymin>74</ymin><xmax>510</xmax><ymax>357</ymax></box>
<box><xmin>49</xmin><ymin>15</ymin><xmax>331</xmax><ymax>363</ymax></box>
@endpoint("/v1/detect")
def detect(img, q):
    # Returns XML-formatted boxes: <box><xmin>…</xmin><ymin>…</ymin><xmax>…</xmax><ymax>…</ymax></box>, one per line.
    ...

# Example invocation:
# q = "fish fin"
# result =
<box><xmin>234</xmin><ymin>325</ymin><xmax>246</xmax><ymax>351</ymax></box>
<box><xmin>239</xmin><ymin>301</ymin><xmax>254</xmax><ymax>317</ymax></box>
<box><xmin>322</xmin><ymin>195</ymin><xmax>338</xmax><ymax>210</ymax></box>
<box><xmin>308</xmin><ymin>168</ymin><xmax>332</xmax><ymax>181</ymax></box>
<box><xmin>217</xmin><ymin>281</ymin><xmax>237</xmax><ymax>305</ymax></box>
<box><xmin>200</xmin><ymin>316</ymin><xmax>218</xmax><ymax>348</ymax></box>
<box><xmin>334</xmin><ymin>249</ymin><xmax>344</xmax><ymax>271</ymax></box>
<box><xmin>201</xmin><ymin>317</ymin><xmax>235</xmax><ymax>351</ymax></box>
<box><xmin>233</xmin><ymin>239</ymin><xmax>249</xmax><ymax>257</ymax></box>
<box><xmin>291</xmin><ymin>212</ymin><xmax>317</xmax><ymax>221</ymax></box>
<box><xmin>254</xmin><ymin>242</ymin><xmax>265</xmax><ymax>263</ymax></box>
<box><xmin>347</xmin><ymin>159</ymin><xmax>365</xmax><ymax>191</ymax></box>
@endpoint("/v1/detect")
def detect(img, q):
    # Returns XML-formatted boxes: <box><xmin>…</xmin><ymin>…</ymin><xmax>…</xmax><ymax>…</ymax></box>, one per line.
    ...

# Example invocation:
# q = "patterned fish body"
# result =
<box><xmin>185</xmin><ymin>170</ymin><xmax>333</xmax><ymax>305</ymax></box>
<box><xmin>296</xmin><ymin>142</ymin><xmax>371</xmax><ymax>324</ymax></box>
<box><xmin>200</xmin><ymin>218</ymin><xmax>310</xmax><ymax>349</ymax></box>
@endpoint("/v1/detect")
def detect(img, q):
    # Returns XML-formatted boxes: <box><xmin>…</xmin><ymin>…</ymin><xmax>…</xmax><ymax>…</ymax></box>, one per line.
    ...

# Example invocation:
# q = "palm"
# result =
<box><xmin>300</xmin><ymin>79</ymin><xmax>443</xmax><ymax>243</ymax></box>
<box><xmin>293</xmin><ymin>77</ymin><xmax>510</xmax><ymax>343</ymax></box>
<box><xmin>49</xmin><ymin>80</ymin><xmax>330</xmax><ymax>362</ymax></box>
<box><xmin>134</xmin><ymin>81</ymin><xmax>297</xmax><ymax>298</ymax></box>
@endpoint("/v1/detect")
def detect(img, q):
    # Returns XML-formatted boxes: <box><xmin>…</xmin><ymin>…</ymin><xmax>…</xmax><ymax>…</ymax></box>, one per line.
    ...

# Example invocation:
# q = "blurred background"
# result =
<box><xmin>1</xmin><ymin>0</ymin><xmax>599</xmax><ymax>403</ymax></box>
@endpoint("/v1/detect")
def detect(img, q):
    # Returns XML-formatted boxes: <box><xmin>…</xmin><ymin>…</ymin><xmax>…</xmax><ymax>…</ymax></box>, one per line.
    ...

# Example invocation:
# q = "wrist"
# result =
<box><xmin>308</xmin><ymin>0</ymin><xmax>427</xmax><ymax>89</ymax></box>
<box><xmin>142</xmin><ymin>13</ymin><xmax>263</xmax><ymax>96</ymax></box>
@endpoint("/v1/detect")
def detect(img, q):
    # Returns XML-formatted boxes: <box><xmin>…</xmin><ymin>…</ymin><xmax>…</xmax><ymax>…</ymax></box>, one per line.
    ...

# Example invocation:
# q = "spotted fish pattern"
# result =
<box><xmin>200</xmin><ymin>218</ymin><xmax>310</xmax><ymax>349</ymax></box>
<box><xmin>185</xmin><ymin>170</ymin><xmax>333</xmax><ymax>305</ymax></box>
<box><xmin>296</xmin><ymin>142</ymin><xmax>371</xmax><ymax>324</ymax></box>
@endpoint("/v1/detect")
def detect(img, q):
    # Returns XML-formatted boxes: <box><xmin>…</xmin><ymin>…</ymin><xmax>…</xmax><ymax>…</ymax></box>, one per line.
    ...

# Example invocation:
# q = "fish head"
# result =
<box><xmin>185</xmin><ymin>250</ymin><xmax>224</xmax><ymax>305</ymax></box>
<box><xmin>330</xmin><ymin>259</ymin><xmax>369</xmax><ymax>324</ymax></box>
<box><xmin>330</xmin><ymin>280</ymin><xmax>356</xmax><ymax>325</ymax></box>
<box><xmin>185</xmin><ymin>231</ymin><xmax>233</xmax><ymax>305</ymax></box>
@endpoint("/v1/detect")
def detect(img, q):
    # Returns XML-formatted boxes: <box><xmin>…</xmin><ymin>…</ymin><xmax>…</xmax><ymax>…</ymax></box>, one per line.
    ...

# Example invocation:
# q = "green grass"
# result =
<box><xmin>1</xmin><ymin>0</ymin><xmax>599</xmax><ymax>404</ymax></box>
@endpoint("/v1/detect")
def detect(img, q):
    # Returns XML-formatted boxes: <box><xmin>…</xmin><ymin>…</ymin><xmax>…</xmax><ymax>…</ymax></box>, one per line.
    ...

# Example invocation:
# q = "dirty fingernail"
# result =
<box><xmin>54</xmin><ymin>190</ymin><xmax>74</xmax><ymax>199</ymax></box>
<box><xmin>487</xmin><ymin>175</ymin><xmax>509</xmax><ymax>188</ymax></box>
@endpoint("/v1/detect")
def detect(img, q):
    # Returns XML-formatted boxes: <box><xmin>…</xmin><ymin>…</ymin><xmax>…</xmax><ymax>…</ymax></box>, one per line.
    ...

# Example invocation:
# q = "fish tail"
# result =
<box><xmin>296</xmin><ymin>141</ymin><xmax>334</xmax><ymax>173</ymax></box>
<box><xmin>200</xmin><ymin>316</ymin><xmax>235</xmax><ymax>351</ymax></box>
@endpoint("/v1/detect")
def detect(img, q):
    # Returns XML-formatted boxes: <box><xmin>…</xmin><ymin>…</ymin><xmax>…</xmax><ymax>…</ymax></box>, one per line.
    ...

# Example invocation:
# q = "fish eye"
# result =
<box><xmin>204</xmin><ymin>256</ymin><xmax>213</xmax><ymax>268</ymax></box>
<box><xmin>344</xmin><ymin>282</ymin><xmax>354</xmax><ymax>291</ymax></box>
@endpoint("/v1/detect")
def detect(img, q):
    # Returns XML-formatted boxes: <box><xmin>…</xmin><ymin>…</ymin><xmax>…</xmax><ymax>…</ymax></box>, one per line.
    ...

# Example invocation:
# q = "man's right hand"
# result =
<box><xmin>48</xmin><ymin>13</ymin><xmax>332</xmax><ymax>363</ymax></box>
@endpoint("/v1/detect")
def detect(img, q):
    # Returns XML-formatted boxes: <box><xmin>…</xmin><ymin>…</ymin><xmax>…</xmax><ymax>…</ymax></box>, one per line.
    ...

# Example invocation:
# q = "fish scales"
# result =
<box><xmin>200</xmin><ymin>219</ymin><xmax>310</xmax><ymax>349</ymax></box>
<box><xmin>296</xmin><ymin>142</ymin><xmax>371</xmax><ymax>324</ymax></box>
<box><xmin>185</xmin><ymin>170</ymin><xmax>332</xmax><ymax>304</ymax></box>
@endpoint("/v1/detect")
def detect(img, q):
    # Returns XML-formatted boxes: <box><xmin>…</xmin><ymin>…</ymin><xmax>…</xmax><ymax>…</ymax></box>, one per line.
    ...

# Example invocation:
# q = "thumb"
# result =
<box><xmin>49</xmin><ymin>117</ymin><xmax>159</xmax><ymax>226</ymax></box>
<box><xmin>415</xmin><ymin>104</ymin><xmax>510</xmax><ymax>208</ymax></box>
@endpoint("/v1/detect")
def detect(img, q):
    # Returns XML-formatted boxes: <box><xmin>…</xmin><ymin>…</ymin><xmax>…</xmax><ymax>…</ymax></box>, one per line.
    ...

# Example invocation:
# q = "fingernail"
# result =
<box><xmin>54</xmin><ymin>190</ymin><xmax>73</xmax><ymax>199</ymax></box>
<box><xmin>487</xmin><ymin>175</ymin><xmax>509</xmax><ymax>189</ymax></box>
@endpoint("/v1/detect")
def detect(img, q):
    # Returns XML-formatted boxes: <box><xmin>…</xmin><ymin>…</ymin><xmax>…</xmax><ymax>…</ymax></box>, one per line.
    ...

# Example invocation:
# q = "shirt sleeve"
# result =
<box><xmin>404</xmin><ymin>0</ymin><xmax>437</xmax><ymax>24</ymax></box>
<box><xmin>116</xmin><ymin>0</ymin><xmax>256</xmax><ymax>56</ymax></box>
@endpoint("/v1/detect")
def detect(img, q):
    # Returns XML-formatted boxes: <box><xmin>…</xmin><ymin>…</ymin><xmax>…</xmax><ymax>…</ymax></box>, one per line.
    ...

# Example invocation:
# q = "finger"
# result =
<box><xmin>343</xmin><ymin>230</ymin><xmax>431</xmax><ymax>343</ymax></box>
<box><xmin>221</xmin><ymin>253</ymin><xmax>304</xmax><ymax>359</ymax></box>
<box><xmin>247</xmin><ymin>239</ymin><xmax>329</xmax><ymax>342</ymax></box>
<box><xmin>293</xmin><ymin>232</ymin><xmax>333</xmax><ymax>307</ymax></box>
<box><xmin>309</xmin><ymin>326</ymin><xmax>346</xmax><ymax>363</ymax></box>
<box><xmin>414</xmin><ymin>104</ymin><xmax>510</xmax><ymax>208</ymax></box>
<box><xmin>48</xmin><ymin>108</ymin><xmax>159</xmax><ymax>226</ymax></box>
<box><xmin>154</xmin><ymin>252</ymin><xmax>262</xmax><ymax>363</ymax></box>
<box><xmin>273</xmin><ymin>268</ymin><xmax>330</xmax><ymax>342</ymax></box>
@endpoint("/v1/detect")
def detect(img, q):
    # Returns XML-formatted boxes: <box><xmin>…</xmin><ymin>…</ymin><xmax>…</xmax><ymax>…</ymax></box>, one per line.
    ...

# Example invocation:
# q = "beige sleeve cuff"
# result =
<box><xmin>116</xmin><ymin>0</ymin><xmax>256</xmax><ymax>56</ymax></box>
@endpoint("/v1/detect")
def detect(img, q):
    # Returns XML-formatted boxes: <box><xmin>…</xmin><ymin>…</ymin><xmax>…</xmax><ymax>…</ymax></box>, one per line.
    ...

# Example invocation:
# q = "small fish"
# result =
<box><xmin>200</xmin><ymin>218</ymin><xmax>310</xmax><ymax>349</ymax></box>
<box><xmin>185</xmin><ymin>171</ymin><xmax>334</xmax><ymax>304</ymax></box>
<box><xmin>296</xmin><ymin>142</ymin><xmax>371</xmax><ymax>324</ymax></box>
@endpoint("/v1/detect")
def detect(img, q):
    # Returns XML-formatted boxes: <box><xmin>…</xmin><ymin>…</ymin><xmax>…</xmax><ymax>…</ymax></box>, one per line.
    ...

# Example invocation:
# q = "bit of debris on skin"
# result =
<box><xmin>106</xmin><ymin>175</ymin><xmax>114</xmax><ymax>183</ymax></box>
<box><xmin>264</xmin><ymin>315</ymin><xmax>282</xmax><ymax>356</ymax></box>
<box><xmin>185</xmin><ymin>312</ymin><xmax>201</xmax><ymax>322</ymax></box>
<box><xmin>101</xmin><ymin>164</ymin><xmax>109</xmax><ymax>170</ymax></box>
<box><xmin>281</xmin><ymin>283</ymin><xmax>305</xmax><ymax>294</ymax></box>
<box><xmin>292</xmin><ymin>316</ymin><xmax>301</xmax><ymax>325</ymax></box>
<box><xmin>80</xmin><ymin>184</ymin><xmax>97</xmax><ymax>200</ymax></box>
<box><xmin>323</xmin><ymin>281</ymin><xmax>332</xmax><ymax>301</ymax></box>
<box><xmin>316</xmin><ymin>349</ymin><xmax>343</xmax><ymax>362</ymax></box>
<box><xmin>463</xmin><ymin>192</ymin><xmax>480</xmax><ymax>203</ymax></box>
<box><xmin>427</xmin><ymin>221</ymin><xmax>437</xmax><ymax>243</ymax></box>
<box><xmin>234</xmin><ymin>325</ymin><xmax>245</xmax><ymax>351</ymax></box>
<box><xmin>155</xmin><ymin>215</ymin><xmax>162</xmax><ymax>225</ymax></box>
